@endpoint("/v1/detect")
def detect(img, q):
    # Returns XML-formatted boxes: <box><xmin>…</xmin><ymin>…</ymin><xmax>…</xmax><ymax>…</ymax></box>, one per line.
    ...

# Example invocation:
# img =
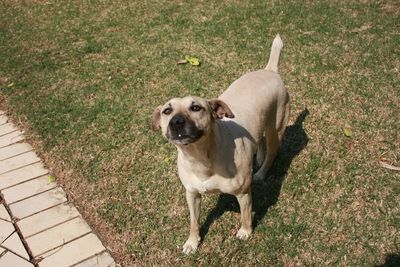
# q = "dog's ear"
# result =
<box><xmin>151</xmin><ymin>106</ymin><xmax>162</xmax><ymax>131</ymax></box>
<box><xmin>208</xmin><ymin>99</ymin><xmax>234</xmax><ymax>119</ymax></box>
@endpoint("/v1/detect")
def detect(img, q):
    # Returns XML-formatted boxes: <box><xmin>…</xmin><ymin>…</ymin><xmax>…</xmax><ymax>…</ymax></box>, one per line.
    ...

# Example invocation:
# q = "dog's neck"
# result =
<box><xmin>176</xmin><ymin>128</ymin><xmax>217</xmax><ymax>166</ymax></box>
<box><xmin>176</xmin><ymin>121</ymin><xmax>237</xmax><ymax>179</ymax></box>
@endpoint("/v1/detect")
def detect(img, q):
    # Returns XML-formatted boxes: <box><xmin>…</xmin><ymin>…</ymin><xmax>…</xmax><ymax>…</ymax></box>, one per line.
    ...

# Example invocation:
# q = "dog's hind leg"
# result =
<box><xmin>256</xmin><ymin>136</ymin><xmax>266</xmax><ymax>167</ymax></box>
<box><xmin>253</xmin><ymin>128</ymin><xmax>280</xmax><ymax>182</ymax></box>
<box><xmin>276</xmin><ymin>95</ymin><xmax>290</xmax><ymax>143</ymax></box>
<box><xmin>253</xmin><ymin>96</ymin><xmax>289</xmax><ymax>182</ymax></box>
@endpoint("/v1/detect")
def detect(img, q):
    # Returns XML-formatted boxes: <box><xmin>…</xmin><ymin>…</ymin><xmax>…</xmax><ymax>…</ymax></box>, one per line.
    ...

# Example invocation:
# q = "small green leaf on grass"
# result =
<box><xmin>163</xmin><ymin>156</ymin><xmax>173</xmax><ymax>163</ymax></box>
<box><xmin>7</xmin><ymin>82</ymin><xmax>14</xmax><ymax>88</ymax></box>
<box><xmin>48</xmin><ymin>175</ymin><xmax>56</xmax><ymax>183</ymax></box>
<box><xmin>184</xmin><ymin>55</ymin><xmax>200</xmax><ymax>66</ymax></box>
<box><xmin>343</xmin><ymin>128</ymin><xmax>352</xmax><ymax>137</ymax></box>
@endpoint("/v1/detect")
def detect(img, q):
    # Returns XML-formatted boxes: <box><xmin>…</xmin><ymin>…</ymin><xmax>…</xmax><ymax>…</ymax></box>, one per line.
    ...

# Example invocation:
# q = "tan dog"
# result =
<box><xmin>152</xmin><ymin>35</ymin><xmax>290</xmax><ymax>254</ymax></box>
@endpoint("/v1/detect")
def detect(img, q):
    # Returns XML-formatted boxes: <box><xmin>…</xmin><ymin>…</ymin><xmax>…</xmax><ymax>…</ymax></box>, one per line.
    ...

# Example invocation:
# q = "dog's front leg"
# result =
<box><xmin>235</xmin><ymin>192</ymin><xmax>253</xmax><ymax>240</ymax></box>
<box><xmin>183</xmin><ymin>190</ymin><xmax>201</xmax><ymax>255</ymax></box>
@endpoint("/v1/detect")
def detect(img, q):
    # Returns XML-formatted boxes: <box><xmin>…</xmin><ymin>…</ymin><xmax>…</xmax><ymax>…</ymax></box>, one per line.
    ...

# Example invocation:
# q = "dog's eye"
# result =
<box><xmin>162</xmin><ymin>107</ymin><xmax>173</xmax><ymax>115</ymax></box>
<box><xmin>190</xmin><ymin>105</ymin><xmax>202</xmax><ymax>112</ymax></box>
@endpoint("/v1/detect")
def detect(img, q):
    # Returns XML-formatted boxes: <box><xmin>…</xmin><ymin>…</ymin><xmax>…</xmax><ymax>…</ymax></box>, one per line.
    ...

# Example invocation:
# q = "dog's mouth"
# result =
<box><xmin>167</xmin><ymin>130</ymin><xmax>204</xmax><ymax>145</ymax></box>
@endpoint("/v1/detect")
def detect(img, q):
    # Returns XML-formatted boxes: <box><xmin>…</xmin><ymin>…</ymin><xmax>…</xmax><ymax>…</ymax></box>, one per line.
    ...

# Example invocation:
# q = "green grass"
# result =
<box><xmin>1</xmin><ymin>0</ymin><xmax>399</xmax><ymax>265</ymax></box>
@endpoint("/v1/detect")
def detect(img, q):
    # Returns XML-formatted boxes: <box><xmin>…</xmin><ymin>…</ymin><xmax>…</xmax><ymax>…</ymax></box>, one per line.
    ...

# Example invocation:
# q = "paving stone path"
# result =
<box><xmin>0</xmin><ymin>111</ymin><xmax>116</xmax><ymax>267</ymax></box>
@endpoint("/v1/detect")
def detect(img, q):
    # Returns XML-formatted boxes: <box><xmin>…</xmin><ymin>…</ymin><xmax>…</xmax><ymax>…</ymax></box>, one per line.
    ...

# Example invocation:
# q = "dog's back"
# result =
<box><xmin>218</xmin><ymin>34</ymin><xmax>288</xmax><ymax>144</ymax></box>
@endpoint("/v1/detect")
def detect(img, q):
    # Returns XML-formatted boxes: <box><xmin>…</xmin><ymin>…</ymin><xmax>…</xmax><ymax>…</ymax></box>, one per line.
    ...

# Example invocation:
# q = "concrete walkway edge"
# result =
<box><xmin>0</xmin><ymin>111</ymin><xmax>116</xmax><ymax>267</ymax></box>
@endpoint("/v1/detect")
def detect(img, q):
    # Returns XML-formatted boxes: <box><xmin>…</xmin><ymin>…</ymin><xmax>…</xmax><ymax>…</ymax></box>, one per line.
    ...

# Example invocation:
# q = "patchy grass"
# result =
<box><xmin>0</xmin><ymin>0</ymin><xmax>399</xmax><ymax>265</ymax></box>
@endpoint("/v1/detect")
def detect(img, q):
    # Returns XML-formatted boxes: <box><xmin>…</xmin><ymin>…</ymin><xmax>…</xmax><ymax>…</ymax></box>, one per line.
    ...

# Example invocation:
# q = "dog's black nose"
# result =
<box><xmin>170</xmin><ymin>115</ymin><xmax>186</xmax><ymax>128</ymax></box>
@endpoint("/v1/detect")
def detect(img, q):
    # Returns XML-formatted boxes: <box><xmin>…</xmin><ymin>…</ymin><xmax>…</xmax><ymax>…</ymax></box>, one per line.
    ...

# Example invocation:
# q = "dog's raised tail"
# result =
<box><xmin>265</xmin><ymin>34</ymin><xmax>283</xmax><ymax>73</ymax></box>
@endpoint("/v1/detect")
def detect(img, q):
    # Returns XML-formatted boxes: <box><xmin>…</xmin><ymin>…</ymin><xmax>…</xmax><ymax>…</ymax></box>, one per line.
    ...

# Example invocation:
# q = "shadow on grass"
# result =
<box><xmin>199</xmin><ymin>108</ymin><xmax>310</xmax><ymax>240</ymax></box>
<box><xmin>375</xmin><ymin>253</ymin><xmax>400</xmax><ymax>267</ymax></box>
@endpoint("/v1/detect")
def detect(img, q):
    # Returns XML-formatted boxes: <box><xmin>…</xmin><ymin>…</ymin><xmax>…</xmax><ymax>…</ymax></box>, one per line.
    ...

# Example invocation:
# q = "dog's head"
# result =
<box><xmin>151</xmin><ymin>96</ymin><xmax>234</xmax><ymax>146</ymax></box>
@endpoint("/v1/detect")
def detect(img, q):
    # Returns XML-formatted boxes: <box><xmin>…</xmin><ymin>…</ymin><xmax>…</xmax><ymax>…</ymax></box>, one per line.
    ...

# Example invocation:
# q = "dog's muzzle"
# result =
<box><xmin>167</xmin><ymin>115</ymin><xmax>204</xmax><ymax>145</ymax></box>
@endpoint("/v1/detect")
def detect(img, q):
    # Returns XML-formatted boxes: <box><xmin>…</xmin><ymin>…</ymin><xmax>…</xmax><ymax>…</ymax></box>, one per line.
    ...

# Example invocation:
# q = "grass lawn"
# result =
<box><xmin>1</xmin><ymin>0</ymin><xmax>399</xmax><ymax>265</ymax></box>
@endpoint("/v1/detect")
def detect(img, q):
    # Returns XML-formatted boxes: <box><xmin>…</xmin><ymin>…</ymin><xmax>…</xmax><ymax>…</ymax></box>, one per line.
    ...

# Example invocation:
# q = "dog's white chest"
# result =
<box><xmin>178</xmin><ymin>166</ymin><xmax>245</xmax><ymax>195</ymax></box>
<box><xmin>179</xmin><ymin>173</ymin><xmax>216</xmax><ymax>194</ymax></box>
<box><xmin>177</xmin><ymin>148</ymin><xmax>246</xmax><ymax>194</ymax></box>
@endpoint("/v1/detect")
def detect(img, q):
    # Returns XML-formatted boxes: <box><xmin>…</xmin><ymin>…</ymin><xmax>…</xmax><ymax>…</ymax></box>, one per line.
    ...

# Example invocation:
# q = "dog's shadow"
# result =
<box><xmin>199</xmin><ymin>108</ymin><xmax>310</xmax><ymax>240</ymax></box>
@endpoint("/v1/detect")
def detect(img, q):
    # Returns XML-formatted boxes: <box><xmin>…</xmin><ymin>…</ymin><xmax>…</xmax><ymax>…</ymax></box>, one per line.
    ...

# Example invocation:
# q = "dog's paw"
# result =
<box><xmin>182</xmin><ymin>236</ymin><xmax>200</xmax><ymax>255</ymax></box>
<box><xmin>236</xmin><ymin>227</ymin><xmax>252</xmax><ymax>240</ymax></box>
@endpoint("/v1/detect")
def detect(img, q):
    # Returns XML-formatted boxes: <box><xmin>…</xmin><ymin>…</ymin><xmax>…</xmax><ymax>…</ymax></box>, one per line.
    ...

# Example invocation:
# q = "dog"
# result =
<box><xmin>151</xmin><ymin>34</ymin><xmax>290</xmax><ymax>254</ymax></box>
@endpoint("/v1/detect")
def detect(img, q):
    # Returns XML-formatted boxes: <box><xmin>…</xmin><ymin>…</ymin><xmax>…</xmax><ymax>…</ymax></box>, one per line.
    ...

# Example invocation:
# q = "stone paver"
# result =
<box><xmin>9</xmin><ymin>187</ymin><xmax>67</xmax><ymax>219</ymax></box>
<box><xmin>27</xmin><ymin>217</ymin><xmax>92</xmax><ymax>257</ymax></box>
<box><xmin>0</xmin><ymin>219</ymin><xmax>14</xmax><ymax>243</ymax></box>
<box><xmin>2</xmin><ymin>175</ymin><xmax>57</xmax><ymax>204</ymax></box>
<box><xmin>2</xmin><ymin>232</ymin><xmax>30</xmax><ymax>260</ymax></box>
<box><xmin>0</xmin><ymin>123</ymin><xmax>18</xmax><ymax>137</ymax></box>
<box><xmin>0</xmin><ymin>162</ymin><xmax>49</xmax><ymax>190</ymax></box>
<box><xmin>0</xmin><ymin>251</ymin><xmax>33</xmax><ymax>267</ymax></box>
<box><xmin>0</xmin><ymin>204</ymin><xmax>11</xmax><ymax>222</ymax></box>
<box><xmin>0</xmin><ymin>142</ymin><xmax>33</xmax><ymax>161</ymax></box>
<box><xmin>38</xmin><ymin>233</ymin><xmax>106</xmax><ymax>267</ymax></box>
<box><xmin>18</xmin><ymin>203</ymin><xmax>80</xmax><ymax>238</ymax></box>
<box><xmin>0</xmin><ymin>115</ymin><xmax>7</xmax><ymax>125</ymax></box>
<box><xmin>0</xmin><ymin>112</ymin><xmax>115</xmax><ymax>266</ymax></box>
<box><xmin>0</xmin><ymin>130</ymin><xmax>24</xmax><ymax>148</ymax></box>
<box><xmin>0</xmin><ymin>151</ymin><xmax>41</xmax><ymax>175</ymax></box>
<box><xmin>74</xmin><ymin>251</ymin><xmax>116</xmax><ymax>267</ymax></box>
